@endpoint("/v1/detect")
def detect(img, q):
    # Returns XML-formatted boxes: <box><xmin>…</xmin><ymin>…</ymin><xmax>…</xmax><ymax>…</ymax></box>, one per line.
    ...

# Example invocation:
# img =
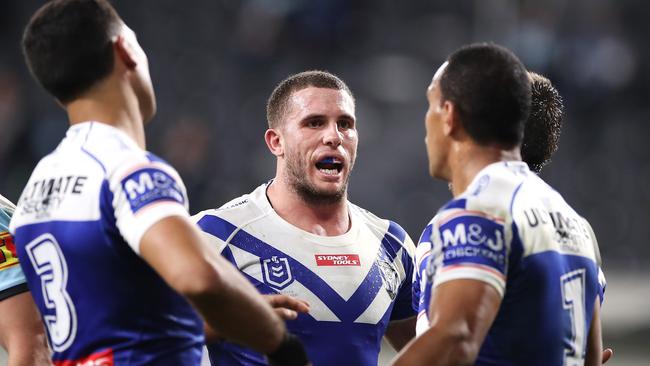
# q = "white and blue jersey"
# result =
<box><xmin>9</xmin><ymin>122</ymin><xmax>203</xmax><ymax>365</ymax></box>
<box><xmin>0</xmin><ymin>195</ymin><xmax>28</xmax><ymax>300</ymax></box>
<box><xmin>413</xmin><ymin>162</ymin><xmax>604</xmax><ymax>365</ymax></box>
<box><xmin>193</xmin><ymin>183</ymin><xmax>416</xmax><ymax>366</ymax></box>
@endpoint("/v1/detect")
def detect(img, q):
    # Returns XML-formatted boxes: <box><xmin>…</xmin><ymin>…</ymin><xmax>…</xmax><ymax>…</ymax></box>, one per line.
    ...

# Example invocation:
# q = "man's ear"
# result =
<box><xmin>114</xmin><ymin>35</ymin><xmax>137</xmax><ymax>69</ymax></box>
<box><xmin>264</xmin><ymin>128</ymin><xmax>284</xmax><ymax>157</ymax></box>
<box><xmin>441</xmin><ymin>100</ymin><xmax>457</xmax><ymax>137</ymax></box>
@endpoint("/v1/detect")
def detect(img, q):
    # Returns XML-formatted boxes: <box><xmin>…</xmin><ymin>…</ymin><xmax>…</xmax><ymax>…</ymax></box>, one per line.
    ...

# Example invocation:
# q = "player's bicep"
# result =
<box><xmin>385</xmin><ymin>316</ymin><xmax>416</xmax><ymax>351</ymax></box>
<box><xmin>139</xmin><ymin>215</ymin><xmax>218</xmax><ymax>297</ymax></box>
<box><xmin>429</xmin><ymin>279</ymin><xmax>502</xmax><ymax>350</ymax></box>
<box><xmin>110</xmin><ymin>161</ymin><xmax>189</xmax><ymax>253</ymax></box>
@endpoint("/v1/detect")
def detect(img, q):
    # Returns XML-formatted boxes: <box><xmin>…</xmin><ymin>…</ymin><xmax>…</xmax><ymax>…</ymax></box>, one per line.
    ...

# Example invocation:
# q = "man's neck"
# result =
<box><xmin>66</xmin><ymin>89</ymin><xmax>146</xmax><ymax>149</ymax></box>
<box><xmin>266</xmin><ymin>178</ymin><xmax>351</xmax><ymax>236</ymax></box>
<box><xmin>449</xmin><ymin>143</ymin><xmax>521</xmax><ymax>197</ymax></box>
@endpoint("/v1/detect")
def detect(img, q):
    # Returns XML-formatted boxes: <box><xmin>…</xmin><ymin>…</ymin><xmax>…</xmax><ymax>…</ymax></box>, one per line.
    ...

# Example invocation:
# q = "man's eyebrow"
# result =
<box><xmin>300</xmin><ymin>113</ymin><xmax>355</xmax><ymax>121</ymax></box>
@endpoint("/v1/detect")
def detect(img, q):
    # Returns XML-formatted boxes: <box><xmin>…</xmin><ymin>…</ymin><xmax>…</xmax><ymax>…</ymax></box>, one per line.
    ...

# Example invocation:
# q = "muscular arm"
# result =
<box><xmin>585</xmin><ymin>296</ymin><xmax>603</xmax><ymax>366</ymax></box>
<box><xmin>391</xmin><ymin>279</ymin><xmax>501</xmax><ymax>366</ymax></box>
<box><xmin>385</xmin><ymin>316</ymin><xmax>416</xmax><ymax>351</ymax></box>
<box><xmin>0</xmin><ymin>291</ymin><xmax>51</xmax><ymax>366</ymax></box>
<box><xmin>204</xmin><ymin>294</ymin><xmax>310</xmax><ymax>344</ymax></box>
<box><xmin>140</xmin><ymin>216</ymin><xmax>285</xmax><ymax>354</ymax></box>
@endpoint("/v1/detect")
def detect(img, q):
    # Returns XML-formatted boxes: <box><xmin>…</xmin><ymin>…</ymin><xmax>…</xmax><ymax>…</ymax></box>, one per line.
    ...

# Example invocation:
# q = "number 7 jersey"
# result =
<box><xmin>414</xmin><ymin>162</ymin><xmax>604</xmax><ymax>366</ymax></box>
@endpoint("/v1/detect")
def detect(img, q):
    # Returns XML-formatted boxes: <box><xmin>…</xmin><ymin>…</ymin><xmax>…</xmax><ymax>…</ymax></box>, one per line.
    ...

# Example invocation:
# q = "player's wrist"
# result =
<box><xmin>266</xmin><ymin>332</ymin><xmax>309</xmax><ymax>366</ymax></box>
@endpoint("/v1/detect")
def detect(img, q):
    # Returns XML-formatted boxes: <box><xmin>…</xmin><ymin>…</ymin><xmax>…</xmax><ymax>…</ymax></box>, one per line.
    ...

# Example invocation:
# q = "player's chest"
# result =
<box><xmin>227</xmin><ymin>229</ymin><xmax>403</xmax><ymax>302</ymax></box>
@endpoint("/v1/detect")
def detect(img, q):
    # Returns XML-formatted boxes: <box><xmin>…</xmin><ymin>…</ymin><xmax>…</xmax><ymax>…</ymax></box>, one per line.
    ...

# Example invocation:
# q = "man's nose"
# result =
<box><xmin>323</xmin><ymin>121</ymin><xmax>342</xmax><ymax>147</ymax></box>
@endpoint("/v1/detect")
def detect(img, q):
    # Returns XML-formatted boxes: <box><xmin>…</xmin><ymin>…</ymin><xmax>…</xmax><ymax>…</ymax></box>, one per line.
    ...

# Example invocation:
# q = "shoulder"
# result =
<box><xmin>456</xmin><ymin>162</ymin><xmax>531</xmax><ymax>221</ymax></box>
<box><xmin>192</xmin><ymin>184</ymin><xmax>267</xmax><ymax>232</ymax></box>
<box><xmin>78</xmin><ymin>124</ymin><xmax>183</xmax><ymax>184</ymax></box>
<box><xmin>192</xmin><ymin>193</ymin><xmax>251</xmax><ymax>223</ymax></box>
<box><xmin>77</xmin><ymin>124</ymin><xmax>146</xmax><ymax>174</ymax></box>
<box><xmin>580</xmin><ymin>218</ymin><xmax>602</xmax><ymax>265</ymax></box>
<box><xmin>349</xmin><ymin>202</ymin><xmax>415</xmax><ymax>258</ymax></box>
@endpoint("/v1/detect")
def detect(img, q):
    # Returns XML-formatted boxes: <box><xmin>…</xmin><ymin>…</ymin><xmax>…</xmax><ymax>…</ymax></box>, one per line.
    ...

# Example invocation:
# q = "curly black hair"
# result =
<box><xmin>521</xmin><ymin>72</ymin><xmax>564</xmax><ymax>173</ymax></box>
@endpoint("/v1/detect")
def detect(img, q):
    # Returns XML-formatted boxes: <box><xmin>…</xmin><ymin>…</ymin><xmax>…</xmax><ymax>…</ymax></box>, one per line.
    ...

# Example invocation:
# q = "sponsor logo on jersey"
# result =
<box><xmin>261</xmin><ymin>256</ymin><xmax>293</xmax><ymax>289</ymax></box>
<box><xmin>439</xmin><ymin>214</ymin><xmax>507</xmax><ymax>274</ymax></box>
<box><xmin>18</xmin><ymin>175</ymin><xmax>88</xmax><ymax>217</ymax></box>
<box><xmin>523</xmin><ymin>208</ymin><xmax>591</xmax><ymax>253</ymax></box>
<box><xmin>315</xmin><ymin>254</ymin><xmax>361</xmax><ymax>266</ymax></box>
<box><xmin>121</xmin><ymin>167</ymin><xmax>184</xmax><ymax>213</ymax></box>
<box><xmin>53</xmin><ymin>348</ymin><xmax>113</xmax><ymax>366</ymax></box>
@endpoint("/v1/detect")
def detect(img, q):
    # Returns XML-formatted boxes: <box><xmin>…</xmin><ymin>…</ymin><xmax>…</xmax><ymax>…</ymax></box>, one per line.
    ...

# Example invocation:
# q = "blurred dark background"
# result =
<box><xmin>0</xmin><ymin>0</ymin><xmax>648</xmax><ymax>364</ymax></box>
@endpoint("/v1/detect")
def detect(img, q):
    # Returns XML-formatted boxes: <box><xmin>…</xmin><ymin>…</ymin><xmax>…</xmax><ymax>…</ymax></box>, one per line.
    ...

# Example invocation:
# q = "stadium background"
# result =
<box><xmin>0</xmin><ymin>0</ymin><xmax>647</xmax><ymax>364</ymax></box>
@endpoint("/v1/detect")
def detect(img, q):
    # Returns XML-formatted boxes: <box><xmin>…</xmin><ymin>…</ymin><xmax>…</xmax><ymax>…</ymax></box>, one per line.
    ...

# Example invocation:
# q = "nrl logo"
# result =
<box><xmin>262</xmin><ymin>256</ymin><xmax>294</xmax><ymax>289</ymax></box>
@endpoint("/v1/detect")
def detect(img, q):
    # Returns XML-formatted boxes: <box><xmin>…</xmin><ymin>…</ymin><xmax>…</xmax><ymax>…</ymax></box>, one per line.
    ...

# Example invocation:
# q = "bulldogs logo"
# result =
<box><xmin>376</xmin><ymin>257</ymin><xmax>400</xmax><ymax>300</ymax></box>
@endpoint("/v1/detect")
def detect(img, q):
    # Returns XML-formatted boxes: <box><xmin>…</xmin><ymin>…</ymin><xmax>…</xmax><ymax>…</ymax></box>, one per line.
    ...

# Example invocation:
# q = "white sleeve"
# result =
<box><xmin>109</xmin><ymin>159</ymin><xmax>189</xmax><ymax>254</ymax></box>
<box><xmin>430</xmin><ymin>210</ymin><xmax>509</xmax><ymax>298</ymax></box>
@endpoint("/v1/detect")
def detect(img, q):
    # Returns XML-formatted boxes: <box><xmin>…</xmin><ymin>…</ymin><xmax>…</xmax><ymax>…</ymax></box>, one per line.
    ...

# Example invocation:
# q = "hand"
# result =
<box><xmin>264</xmin><ymin>294</ymin><xmax>310</xmax><ymax>320</ymax></box>
<box><xmin>204</xmin><ymin>294</ymin><xmax>309</xmax><ymax>343</ymax></box>
<box><xmin>602</xmin><ymin>348</ymin><xmax>613</xmax><ymax>364</ymax></box>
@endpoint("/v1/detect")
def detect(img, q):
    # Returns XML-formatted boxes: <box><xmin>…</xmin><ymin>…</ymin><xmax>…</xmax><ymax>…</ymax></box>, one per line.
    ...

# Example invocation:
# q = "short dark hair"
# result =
<box><xmin>22</xmin><ymin>0</ymin><xmax>121</xmax><ymax>104</ymax></box>
<box><xmin>266</xmin><ymin>70</ymin><xmax>354</xmax><ymax>128</ymax></box>
<box><xmin>521</xmin><ymin>72</ymin><xmax>564</xmax><ymax>173</ymax></box>
<box><xmin>440</xmin><ymin>43</ymin><xmax>531</xmax><ymax>148</ymax></box>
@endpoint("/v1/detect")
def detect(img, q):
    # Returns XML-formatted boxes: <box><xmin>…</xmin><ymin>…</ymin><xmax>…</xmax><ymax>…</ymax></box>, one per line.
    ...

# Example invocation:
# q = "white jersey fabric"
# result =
<box><xmin>10</xmin><ymin>122</ymin><xmax>203</xmax><ymax>365</ymax></box>
<box><xmin>193</xmin><ymin>182</ymin><xmax>416</xmax><ymax>366</ymax></box>
<box><xmin>413</xmin><ymin>161</ymin><xmax>605</xmax><ymax>365</ymax></box>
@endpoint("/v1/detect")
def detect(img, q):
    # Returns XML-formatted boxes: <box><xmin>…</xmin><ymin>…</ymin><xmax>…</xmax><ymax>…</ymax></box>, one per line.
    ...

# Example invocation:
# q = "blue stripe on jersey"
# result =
<box><xmin>80</xmin><ymin>147</ymin><xmax>106</xmax><ymax>173</ymax></box>
<box><xmin>509</xmin><ymin>182</ymin><xmax>525</xmax><ymax>215</ymax></box>
<box><xmin>387</xmin><ymin>221</ymin><xmax>406</xmax><ymax>243</ymax></box>
<box><xmin>80</xmin><ymin>122</ymin><xmax>107</xmax><ymax>173</ymax></box>
<box><xmin>413</xmin><ymin>223</ymin><xmax>434</xmax><ymax>312</ymax></box>
<box><xmin>146</xmin><ymin>152</ymin><xmax>171</xmax><ymax>165</ymax></box>
<box><xmin>196</xmin><ymin>214</ymin><xmax>238</xmax><ymax>243</ymax></box>
<box><xmin>99</xmin><ymin>180</ymin><xmax>118</xmax><ymax>238</ymax></box>
<box><xmin>197</xmin><ymin>215</ymin><xmax>397</xmax><ymax>323</ymax></box>
<box><xmin>219</xmin><ymin>245</ymin><xmax>237</xmax><ymax>266</ymax></box>
<box><xmin>507</xmin><ymin>222</ymin><xmax>524</xmax><ymax>278</ymax></box>
<box><xmin>416</xmin><ymin>224</ymin><xmax>433</xmax><ymax>246</ymax></box>
<box><xmin>383</xmin><ymin>222</ymin><xmax>414</xmax><ymax>320</ymax></box>
<box><xmin>442</xmin><ymin>198</ymin><xmax>467</xmax><ymax>211</ymax></box>
<box><xmin>382</xmin><ymin>222</ymin><xmax>405</xmax><ymax>262</ymax></box>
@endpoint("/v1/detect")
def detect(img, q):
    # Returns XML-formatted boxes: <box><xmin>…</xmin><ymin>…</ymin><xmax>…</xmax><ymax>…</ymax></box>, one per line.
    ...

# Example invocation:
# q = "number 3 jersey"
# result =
<box><xmin>413</xmin><ymin>162</ymin><xmax>605</xmax><ymax>366</ymax></box>
<box><xmin>9</xmin><ymin>122</ymin><xmax>203</xmax><ymax>365</ymax></box>
<box><xmin>193</xmin><ymin>182</ymin><xmax>416</xmax><ymax>366</ymax></box>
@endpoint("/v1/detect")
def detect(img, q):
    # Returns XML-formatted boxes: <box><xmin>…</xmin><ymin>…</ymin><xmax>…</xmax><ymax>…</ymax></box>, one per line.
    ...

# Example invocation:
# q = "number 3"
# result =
<box><xmin>26</xmin><ymin>233</ymin><xmax>77</xmax><ymax>352</ymax></box>
<box><xmin>561</xmin><ymin>268</ymin><xmax>586</xmax><ymax>366</ymax></box>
